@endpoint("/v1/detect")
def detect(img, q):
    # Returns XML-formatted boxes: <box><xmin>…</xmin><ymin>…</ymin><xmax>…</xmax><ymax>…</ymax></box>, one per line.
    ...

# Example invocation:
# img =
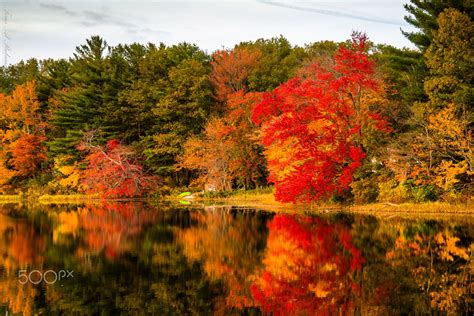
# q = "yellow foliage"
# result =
<box><xmin>53</xmin><ymin>156</ymin><xmax>82</xmax><ymax>189</ymax></box>
<box><xmin>265</xmin><ymin>136</ymin><xmax>301</xmax><ymax>182</ymax></box>
<box><xmin>377</xmin><ymin>179</ymin><xmax>410</xmax><ymax>203</ymax></box>
<box><xmin>428</xmin><ymin>104</ymin><xmax>470</xmax><ymax>148</ymax></box>
<box><xmin>425</xmin><ymin>101</ymin><xmax>472</xmax><ymax>195</ymax></box>
<box><xmin>53</xmin><ymin>211</ymin><xmax>79</xmax><ymax>243</ymax></box>
<box><xmin>435</xmin><ymin>232</ymin><xmax>469</xmax><ymax>261</ymax></box>
<box><xmin>308</xmin><ymin>281</ymin><xmax>330</xmax><ymax>298</ymax></box>
<box><xmin>0</xmin><ymin>81</ymin><xmax>41</xmax><ymax>134</ymax></box>
<box><xmin>433</xmin><ymin>160</ymin><xmax>469</xmax><ymax>191</ymax></box>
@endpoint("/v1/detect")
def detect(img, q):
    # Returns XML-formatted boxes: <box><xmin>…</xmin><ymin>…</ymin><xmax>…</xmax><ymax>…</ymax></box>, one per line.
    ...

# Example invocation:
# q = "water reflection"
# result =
<box><xmin>52</xmin><ymin>203</ymin><xmax>157</xmax><ymax>260</ymax></box>
<box><xmin>0</xmin><ymin>214</ymin><xmax>44</xmax><ymax>316</ymax></box>
<box><xmin>251</xmin><ymin>215</ymin><xmax>364</xmax><ymax>315</ymax></box>
<box><xmin>0</xmin><ymin>202</ymin><xmax>471</xmax><ymax>314</ymax></box>
<box><xmin>175</xmin><ymin>208</ymin><xmax>268</xmax><ymax>311</ymax></box>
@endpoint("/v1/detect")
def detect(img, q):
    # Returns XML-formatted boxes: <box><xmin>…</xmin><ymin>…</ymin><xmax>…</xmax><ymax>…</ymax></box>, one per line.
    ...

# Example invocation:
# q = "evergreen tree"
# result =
<box><xmin>48</xmin><ymin>36</ymin><xmax>113</xmax><ymax>155</ymax></box>
<box><xmin>402</xmin><ymin>0</ymin><xmax>473</xmax><ymax>52</ymax></box>
<box><xmin>0</xmin><ymin>59</ymin><xmax>40</xmax><ymax>93</ymax></box>
<box><xmin>120</xmin><ymin>43</ymin><xmax>212</xmax><ymax>179</ymax></box>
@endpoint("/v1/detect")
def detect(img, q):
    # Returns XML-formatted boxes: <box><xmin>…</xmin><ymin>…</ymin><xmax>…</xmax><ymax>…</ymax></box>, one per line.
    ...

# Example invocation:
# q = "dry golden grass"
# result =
<box><xmin>0</xmin><ymin>195</ymin><xmax>22</xmax><ymax>203</ymax></box>
<box><xmin>37</xmin><ymin>194</ymin><xmax>101</xmax><ymax>204</ymax></box>
<box><xmin>188</xmin><ymin>190</ymin><xmax>474</xmax><ymax>219</ymax></box>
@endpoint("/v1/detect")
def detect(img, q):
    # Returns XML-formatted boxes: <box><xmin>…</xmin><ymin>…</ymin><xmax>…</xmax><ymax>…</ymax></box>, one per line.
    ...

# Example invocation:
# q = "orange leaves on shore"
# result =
<box><xmin>179</xmin><ymin>47</ymin><xmax>266</xmax><ymax>191</ymax></box>
<box><xmin>180</xmin><ymin>91</ymin><xmax>266</xmax><ymax>191</ymax></box>
<box><xmin>179</xmin><ymin>117</ymin><xmax>235</xmax><ymax>191</ymax></box>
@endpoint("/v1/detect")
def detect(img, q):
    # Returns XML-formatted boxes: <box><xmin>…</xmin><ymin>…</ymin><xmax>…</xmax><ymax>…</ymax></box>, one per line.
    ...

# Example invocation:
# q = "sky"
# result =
<box><xmin>4</xmin><ymin>0</ymin><xmax>417</xmax><ymax>64</ymax></box>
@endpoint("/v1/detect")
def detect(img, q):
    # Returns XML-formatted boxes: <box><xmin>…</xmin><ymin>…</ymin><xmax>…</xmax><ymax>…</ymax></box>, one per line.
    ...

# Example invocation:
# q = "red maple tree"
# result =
<box><xmin>252</xmin><ymin>32</ymin><xmax>390</xmax><ymax>202</ymax></box>
<box><xmin>80</xmin><ymin>139</ymin><xmax>156</xmax><ymax>198</ymax></box>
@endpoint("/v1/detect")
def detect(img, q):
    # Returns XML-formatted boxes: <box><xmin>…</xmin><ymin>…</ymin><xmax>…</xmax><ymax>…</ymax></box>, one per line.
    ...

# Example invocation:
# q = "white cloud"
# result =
<box><xmin>4</xmin><ymin>0</ymin><xmax>417</xmax><ymax>64</ymax></box>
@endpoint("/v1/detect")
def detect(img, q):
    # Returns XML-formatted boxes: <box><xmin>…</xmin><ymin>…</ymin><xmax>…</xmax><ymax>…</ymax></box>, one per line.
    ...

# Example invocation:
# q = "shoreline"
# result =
<box><xmin>1</xmin><ymin>193</ymin><xmax>473</xmax><ymax>218</ymax></box>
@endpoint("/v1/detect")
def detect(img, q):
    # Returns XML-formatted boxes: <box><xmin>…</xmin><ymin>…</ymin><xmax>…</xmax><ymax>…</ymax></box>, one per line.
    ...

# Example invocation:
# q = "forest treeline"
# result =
<box><xmin>0</xmin><ymin>1</ymin><xmax>472</xmax><ymax>203</ymax></box>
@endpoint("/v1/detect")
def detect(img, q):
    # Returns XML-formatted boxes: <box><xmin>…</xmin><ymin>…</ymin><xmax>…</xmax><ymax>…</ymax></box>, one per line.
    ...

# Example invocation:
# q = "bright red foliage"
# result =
<box><xmin>251</xmin><ymin>215</ymin><xmax>364</xmax><ymax>315</ymax></box>
<box><xmin>81</xmin><ymin>139</ymin><xmax>156</xmax><ymax>198</ymax></box>
<box><xmin>252</xmin><ymin>32</ymin><xmax>390</xmax><ymax>202</ymax></box>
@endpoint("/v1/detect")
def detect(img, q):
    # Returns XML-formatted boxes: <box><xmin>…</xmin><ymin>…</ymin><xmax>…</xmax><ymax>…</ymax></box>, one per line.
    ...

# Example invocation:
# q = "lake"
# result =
<box><xmin>0</xmin><ymin>202</ymin><xmax>472</xmax><ymax>315</ymax></box>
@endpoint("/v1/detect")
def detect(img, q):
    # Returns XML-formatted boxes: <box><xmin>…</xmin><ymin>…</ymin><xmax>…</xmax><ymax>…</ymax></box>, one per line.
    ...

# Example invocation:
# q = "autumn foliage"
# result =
<box><xmin>0</xmin><ymin>22</ymin><xmax>471</xmax><ymax>201</ymax></box>
<box><xmin>210</xmin><ymin>47</ymin><xmax>261</xmax><ymax>103</ymax></box>
<box><xmin>180</xmin><ymin>91</ymin><xmax>266</xmax><ymax>191</ymax></box>
<box><xmin>10</xmin><ymin>134</ymin><xmax>47</xmax><ymax>177</ymax></box>
<box><xmin>251</xmin><ymin>215</ymin><xmax>364</xmax><ymax>314</ymax></box>
<box><xmin>0</xmin><ymin>81</ymin><xmax>47</xmax><ymax>185</ymax></box>
<box><xmin>80</xmin><ymin>139</ymin><xmax>156</xmax><ymax>198</ymax></box>
<box><xmin>252</xmin><ymin>32</ymin><xmax>391</xmax><ymax>202</ymax></box>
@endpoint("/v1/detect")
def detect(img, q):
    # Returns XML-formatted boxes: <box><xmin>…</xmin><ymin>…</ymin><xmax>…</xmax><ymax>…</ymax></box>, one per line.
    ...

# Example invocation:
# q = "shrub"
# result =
<box><xmin>377</xmin><ymin>179</ymin><xmax>411</xmax><ymax>203</ymax></box>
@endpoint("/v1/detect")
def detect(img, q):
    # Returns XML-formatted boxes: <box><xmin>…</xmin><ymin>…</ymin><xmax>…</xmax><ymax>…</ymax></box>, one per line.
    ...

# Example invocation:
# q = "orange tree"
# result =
<box><xmin>0</xmin><ymin>81</ymin><xmax>47</xmax><ymax>186</ymax></box>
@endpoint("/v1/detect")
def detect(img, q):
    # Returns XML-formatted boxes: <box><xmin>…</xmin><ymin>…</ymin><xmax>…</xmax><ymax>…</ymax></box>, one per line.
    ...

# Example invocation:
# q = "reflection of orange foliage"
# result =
<box><xmin>0</xmin><ymin>214</ymin><xmax>45</xmax><ymax>270</ymax></box>
<box><xmin>176</xmin><ymin>210</ymin><xmax>264</xmax><ymax>310</ymax></box>
<box><xmin>0</xmin><ymin>214</ymin><xmax>44</xmax><ymax>316</ymax></box>
<box><xmin>10</xmin><ymin>223</ymin><xmax>45</xmax><ymax>266</ymax></box>
<box><xmin>251</xmin><ymin>215</ymin><xmax>364</xmax><ymax>315</ymax></box>
<box><xmin>76</xmin><ymin>203</ymin><xmax>156</xmax><ymax>260</ymax></box>
<box><xmin>386</xmin><ymin>229</ymin><xmax>471</xmax><ymax>313</ymax></box>
<box><xmin>0</xmin><ymin>278</ymin><xmax>37</xmax><ymax>316</ymax></box>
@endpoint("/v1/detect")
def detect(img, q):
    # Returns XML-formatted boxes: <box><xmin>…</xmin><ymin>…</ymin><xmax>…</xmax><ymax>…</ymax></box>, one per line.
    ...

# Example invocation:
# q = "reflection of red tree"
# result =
<box><xmin>251</xmin><ymin>215</ymin><xmax>364</xmax><ymax>315</ymax></box>
<box><xmin>78</xmin><ymin>203</ymin><xmax>156</xmax><ymax>259</ymax></box>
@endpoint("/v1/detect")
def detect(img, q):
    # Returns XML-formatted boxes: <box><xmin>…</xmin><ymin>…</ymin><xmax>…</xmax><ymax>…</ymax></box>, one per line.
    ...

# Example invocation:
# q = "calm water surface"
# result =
<box><xmin>0</xmin><ymin>202</ymin><xmax>472</xmax><ymax>315</ymax></box>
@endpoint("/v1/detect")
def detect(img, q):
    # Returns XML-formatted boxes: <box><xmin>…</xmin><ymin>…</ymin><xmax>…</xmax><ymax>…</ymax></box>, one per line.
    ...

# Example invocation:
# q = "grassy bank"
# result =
<box><xmin>0</xmin><ymin>194</ymin><xmax>102</xmax><ymax>205</ymax></box>
<box><xmin>169</xmin><ymin>188</ymin><xmax>474</xmax><ymax>216</ymax></box>
<box><xmin>37</xmin><ymin>194</ymin><xmax>101</xmax><ymax>204</ymax></box>
<box><xmin>0</xmin><ymin>195</ymin><xmax>23</xmax><ymax>203</ymax></box>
